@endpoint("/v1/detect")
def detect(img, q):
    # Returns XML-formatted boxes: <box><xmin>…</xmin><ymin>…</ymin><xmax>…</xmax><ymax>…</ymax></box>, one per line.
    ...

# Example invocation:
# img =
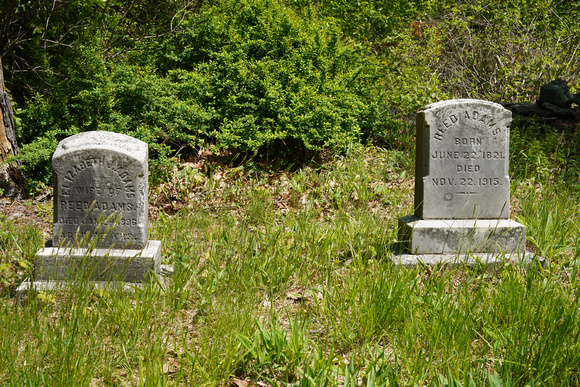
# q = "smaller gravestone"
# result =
<box><xmin>52</xmin><ymin>131</ymin><xmax>148</xmax><ymax>249</ymax></box>
<box><xmin>30</xmin><ymin>131</ymin><xmax>161</xmax><ymax>285</ymax></box>
<box><xmin>396</xmin><ymin>99</ymin><xmax>533</xmax><ymax>264</ymax></box>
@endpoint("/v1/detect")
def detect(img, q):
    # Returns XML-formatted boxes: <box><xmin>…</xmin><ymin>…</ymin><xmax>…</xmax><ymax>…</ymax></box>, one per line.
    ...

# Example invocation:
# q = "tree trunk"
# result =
<box><xmin>0</xmin><ymin>58</ymin><xmax>25</xmax><ymax>197</ymax></box>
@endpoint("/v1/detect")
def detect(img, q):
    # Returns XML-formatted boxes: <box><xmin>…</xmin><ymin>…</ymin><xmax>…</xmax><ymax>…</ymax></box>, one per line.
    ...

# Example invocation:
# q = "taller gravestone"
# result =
<box><xmin>31</xmin><ymin>131</ymin><xmax>161</xmax><ymax>284</ymax></box>
<box><xmin>414</xmin><ymin>99</ymin><xmax>510</xmax><ymax>219</ymax></box>
<box><xmin>397</xmin><ymin>99</ymin><xmax>531</xmax><ymax>264</ymax></box>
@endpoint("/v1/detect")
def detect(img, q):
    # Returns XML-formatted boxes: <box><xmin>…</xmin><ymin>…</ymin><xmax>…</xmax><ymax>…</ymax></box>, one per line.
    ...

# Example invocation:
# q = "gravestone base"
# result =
<box><xmin>35</xmin><ymin>240</ymin><xmax>161</xmax><ymax>282</ymax></box>
<box><xmin>33</xmin><ymin>240</ymin><xmax>161</xmax><ymax>282</ymax></box>
<box><xmin>16</xmin><ymin>241</ymin><xmax>167</xmax><ymax>299</ymax></box>
<box><xmin>398</xmin><ymin>215</ymin><xmax>526</xmax><ymax>255</ymax></box>
<box><xmin>395</xmin><ymin>215</ymin><xmax>539</xmax><ymax>267</ymax></box>
<box><xmin>391</xmin><ymin>250</ymin><xmax>539</xmax><ymax>267</ymax></box>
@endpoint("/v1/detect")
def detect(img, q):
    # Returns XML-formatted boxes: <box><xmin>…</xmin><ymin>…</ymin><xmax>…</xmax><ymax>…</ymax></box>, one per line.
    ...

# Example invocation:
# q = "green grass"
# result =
<box><xmin>2</xmin><ymin>146</ymin><xmax>580</xmax><ymax>386</ymax></box>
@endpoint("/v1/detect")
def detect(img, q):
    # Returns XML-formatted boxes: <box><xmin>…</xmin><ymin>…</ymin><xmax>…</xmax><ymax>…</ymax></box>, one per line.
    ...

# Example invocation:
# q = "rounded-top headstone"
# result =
<box><xmin>52</xmin><ymin>131</ymin><xmax>148</xmax><ymax>249</ymax></box>
<box><xmin>414</xmin><ymin>99</ymin><xmax>512</xmax><ymax>219</ymax></box>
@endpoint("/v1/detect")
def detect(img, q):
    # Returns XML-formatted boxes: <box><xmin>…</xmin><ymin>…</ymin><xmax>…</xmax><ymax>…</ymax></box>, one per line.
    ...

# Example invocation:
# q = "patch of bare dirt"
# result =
<box><xmin>0</xmin><ymin>194</ymin><xmax>52</xmax><ymax>237</ymax></box>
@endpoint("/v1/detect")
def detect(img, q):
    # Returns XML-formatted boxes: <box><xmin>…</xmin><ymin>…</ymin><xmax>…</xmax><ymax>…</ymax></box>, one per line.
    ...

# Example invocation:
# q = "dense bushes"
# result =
<box><xmin>148</xmin><ymin>1</ymin><xmax>393</xmax><ymax>151</ymax></box>
<box><xmin>5</xmin><ymin>0</ymin><xmax>580</xmax><ymax>186</ymax></box>
<box><xmin>291</xmin><ymin>0</ymin><xmax>429</xmax><ymax>43</ymax></box>
<box><xmin>17</xmin><ymin>0</ymin><xmax>397</xmax><ymax>184</ymax></box>
<box><xmin>430</xmin><ymin>0</ymin><xmax>580</xmax><ymax>102</ymax></box>
<box><xmin>301</xmin><ymin>0</ymin><xmax>580</xmax><ymax>102</ymax></box>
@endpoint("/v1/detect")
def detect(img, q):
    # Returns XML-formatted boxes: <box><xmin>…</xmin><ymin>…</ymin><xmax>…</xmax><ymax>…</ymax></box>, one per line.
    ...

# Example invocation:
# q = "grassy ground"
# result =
<box><xmin>1</xmin><ymin>143</ymin><xmax>580</xmax><ymax>386</ymax></box>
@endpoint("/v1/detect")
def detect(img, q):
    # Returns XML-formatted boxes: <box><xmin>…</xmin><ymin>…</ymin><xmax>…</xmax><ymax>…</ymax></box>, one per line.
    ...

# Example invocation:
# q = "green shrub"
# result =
<box><xmin>429</xmin><ymin>0</ymin><xmax>580</xmax><ymax>102</ymax></box>
<box><xmin>294</xmin><ymin>0</ymin><xmax>431</xmax><ymax>43</ymax></box>
<box><xmin>147</xmin><ymin>0</ymin><xmax>396</xmax><ymax>151</ymax></box>
<box><xmin>17</xmin><ymin>0</ymin><xmax>400</xmax><ymax>185</ymax></box>
<box><xmin>303</xmin><ymin>0</ymin><xmax>580</xmax><ymax>104</ymax></box>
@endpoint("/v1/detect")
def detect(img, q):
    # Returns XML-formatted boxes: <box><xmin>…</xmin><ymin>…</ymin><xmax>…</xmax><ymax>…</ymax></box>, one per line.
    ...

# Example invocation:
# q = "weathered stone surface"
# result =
<box><xmin>18</xmin><ymin>262</ymin><xmax>172</xmax><ymax>298</ymax></box>
<box><xmin>23</xmin><ymin>131</ymin><xmax>162</xmax><ymax>291</ymax></box>
<box><xmin>415</xmin><ymin>99</ymin><xmax>511</xmax><ymax>219</ymax></box>
<box><xmin>398</xmin><ymin>215</ymin><xmax>526</xmax><ymax>254</ymax></box>
<box><xmin>538</xmin><ymin>79</ymin><xmax>573</xmax><ymax>108</ymax></box>
<box><xmin>52</xmin><ymin>131</ymin><xmax>148</xmax><ymax>249</ymax></box>
<box><xmin>396</xmin><ymin>99</ymin><xmax>532</xmax><ymax>261</ymax></box>
<box><xmin>34</xmin><ymin>240</ymin><xmax>161</xmax><ymax>282</ymax></box>
<box><xmin>392</xmin><ymin>251</ymin><xmax>538</xmax><ymax>267</ymax></box>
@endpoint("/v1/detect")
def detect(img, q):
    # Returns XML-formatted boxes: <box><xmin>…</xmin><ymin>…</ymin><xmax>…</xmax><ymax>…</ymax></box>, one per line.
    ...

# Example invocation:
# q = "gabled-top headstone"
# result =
<box><xmin>414</xmin><ymin>99</ymin><xmax>511</xmax><ymax>219</ymax></box>
<box><xmin>52</xmin><ymin>131</ymin><xmax>148</xmax><ymax>249</ymax></box>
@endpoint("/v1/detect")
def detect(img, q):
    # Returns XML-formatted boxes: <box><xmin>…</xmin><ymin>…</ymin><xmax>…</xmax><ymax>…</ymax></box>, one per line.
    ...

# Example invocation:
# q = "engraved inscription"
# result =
<box><xmin>58</xmin><ymin>231</ymin><xmax>136</xmax><ymax>242</ymax></box>
<box><xmin>431</xmin><ymin>151</ymin><xmax>460</xmax><ymax>159</ymax></box>
<box><xmin>416</xmin><ymin>100</ymin><xmax>511</xmax><ymax>219</ymax></box>
<box><xmin>60</xmin><ymin>155</ymin><xmax>136</xmax><ymax>199</ymax></box>
<box><xmin>457</xmin><ymin>165</ymin><xmax>480</xmax><ymax>172</ymax></box>
<box><xmin>58</xmin><ymin>217</ymin><xmax>80</xmax><ymax>225</ymax></box>
<box><xmin>59</xmin><ymin>200</ymin><xmax>137</xmax><ymax>212</ymax></box>
<box><xmin>431</xmin><ymin>150</ymin><xmax>505</xmax><ymax>160</ymax></box>
<box><xmin>57</xmin><ymin>217</ymin><xmax>138</xmax><ymax>226</ymax></box>
<box><xmin>455</xmin><ymin>137</ymin><xmax>481</xmax><ymax>145</ymax></box>
<box><xmin>434</xmin><ymin>110</ymin><xmax>502</xmax><ymax>142</ymax></box>
<box><xmin>431</xmin><ymin>175</ymin><xmax>501</xmax><ymax>187</ymax></box>
<box><xmin>52</xmin><ymin>131</ymin><xmax>148</xmax><ymax>248</ymax></box>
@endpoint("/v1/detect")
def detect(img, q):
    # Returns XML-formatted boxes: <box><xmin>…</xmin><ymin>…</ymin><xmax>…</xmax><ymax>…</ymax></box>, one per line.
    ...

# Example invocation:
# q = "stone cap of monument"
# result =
<box><xmin>414</xmin><ymin>99</ymin><xmax>511</xmax><ymax>220</ymax></box>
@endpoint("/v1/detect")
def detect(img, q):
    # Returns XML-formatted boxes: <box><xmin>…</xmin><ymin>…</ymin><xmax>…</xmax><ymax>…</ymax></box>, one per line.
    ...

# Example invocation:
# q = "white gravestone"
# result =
<box><xmin>414</xmin><ymin>99</ymin><xmax>511</xmax><ymax>219</ymax></box>
<box><xmin>33</xmin><ymin>131</ymin><xmax>161</xmax><ymax>283</ymax></box>
<box><xmin>397</xmin><ymin>100</ymin><xmax>531</xmax><ymax>262</ymax></box>
<box><xmin>52</xmin><ymin>131</ymin><xmax>148</xmax><ymax>249</ymax></box>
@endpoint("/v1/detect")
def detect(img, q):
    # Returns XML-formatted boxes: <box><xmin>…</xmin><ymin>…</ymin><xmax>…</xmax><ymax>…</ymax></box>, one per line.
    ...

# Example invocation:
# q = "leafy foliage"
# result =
<box><xmin>0</xmin><ymin>0</ymin><xmax>201</xmax><ymax>104</ymax></box>
<box><xmin>17</xmin><ymin>0</ymin><xmax>397</xmax><ymax>184</ymax></box>
<box><xmin>429</xmin><ymin>0</ymin><xmax>580</xmax><ymax>101</ymax></box>
<box><xmin>6</xmin><ymin>0</ymin><xmax>580</xmax><ymax>188</ymax></box>
<box><xmin>299</xmin><ymin>0</ymin><xmax>580</xmax><ymax>103</ymax></box>
<box><xmin>147</xmin><ymin>0</ymin><xmax>391</xmax><ymax>152</ymax></box>
<box><xmin>292</xmin><ymin>0</ymin><xmax>430</xmax><ymax>43</ymax></box>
